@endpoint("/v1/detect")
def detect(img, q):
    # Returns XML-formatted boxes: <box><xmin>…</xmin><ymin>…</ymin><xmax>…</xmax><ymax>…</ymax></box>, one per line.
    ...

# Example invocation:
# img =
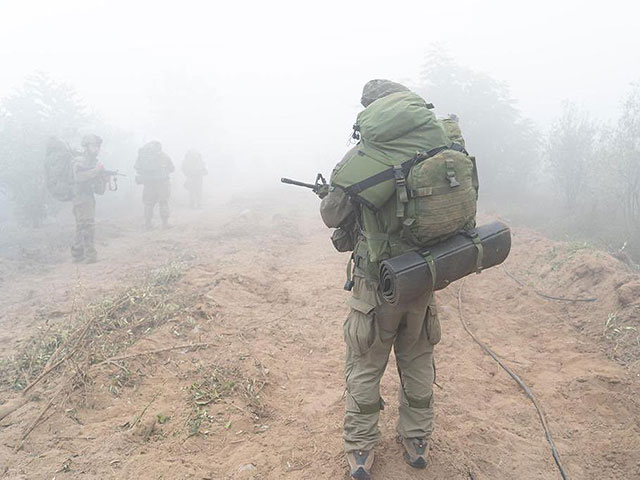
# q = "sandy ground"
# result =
<box><xmin>1</xmin><ymin>191</ymin><xmax>639</xmax><ymax>479</ymax></box>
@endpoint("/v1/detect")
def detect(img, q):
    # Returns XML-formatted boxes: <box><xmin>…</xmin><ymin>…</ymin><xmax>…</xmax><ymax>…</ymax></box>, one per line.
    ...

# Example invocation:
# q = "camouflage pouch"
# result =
<box><xmin>425</xmin><ymin>302</ymin><xmax>441</xmax><ymax>345</ymax></box>
<box><xmin>331</xmin><ymin>227</ymin><xmax>355</xmax><ymax>252</ymax></box>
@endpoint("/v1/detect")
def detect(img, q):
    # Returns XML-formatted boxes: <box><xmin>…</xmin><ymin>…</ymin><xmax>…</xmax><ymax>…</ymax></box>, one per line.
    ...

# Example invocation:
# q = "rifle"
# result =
<box><xmin>102</xmin><ymin>170</ymin><xmax>126</xmax><ymax>191</ymax></box>
<box><xmin>281</xmin><ymin>173</ymin><xmax>327</xmax><ymax>195</ymax></box>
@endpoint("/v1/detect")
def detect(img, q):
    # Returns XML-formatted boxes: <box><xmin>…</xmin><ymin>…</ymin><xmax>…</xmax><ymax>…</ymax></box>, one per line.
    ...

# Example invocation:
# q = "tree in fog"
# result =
<box><xmin>615</xmin><ymin>83</ymin><xmax>640</xmax><ymax>249</ymax></box>
<box><xmin>415</xmin><ymin>47</ymin><xmax>540</xmax><ymax>196</ymax></box>
<box><xmin>546</xmin><ymin>102</ymin><xmax>598</xmax><ymax>210</ymax></box>
<box><xmin>0</xmin><ymin>72</ymin><xmax>87</xmax><ymax>226</ymax></box>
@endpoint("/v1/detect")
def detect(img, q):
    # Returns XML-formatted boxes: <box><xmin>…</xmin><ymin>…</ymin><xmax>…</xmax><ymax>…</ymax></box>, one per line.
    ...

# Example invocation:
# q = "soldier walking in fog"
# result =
<box><xmin>134</xmin><ymin>141</ymin><xmax>175</xmax><ymax>229</ymax></box>
<box><xmin>182</xmin><ymin>149</ymin><xmax>208</xmax><ymax>209</ymax></box>
<box><xmin>319</xmin><ymin>80</ymin><xmax>473</xmax><ymax>479</ymax></box>
<box><xmin>70</xmin><ymin>134</ymin><xmax>107</xmax><ymax>263</ymax></box>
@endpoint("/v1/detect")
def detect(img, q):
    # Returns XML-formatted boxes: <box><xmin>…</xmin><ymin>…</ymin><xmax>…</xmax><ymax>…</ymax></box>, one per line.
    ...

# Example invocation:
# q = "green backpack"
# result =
<box><xmin>44</xmin><ymin>137</ymin><xmax>76</xmax><ymax>201</ymax></box>
<box><xmin>331</xmin><ymin>92</ymin><xmax>478</xmax><ymax>264</ymax></box>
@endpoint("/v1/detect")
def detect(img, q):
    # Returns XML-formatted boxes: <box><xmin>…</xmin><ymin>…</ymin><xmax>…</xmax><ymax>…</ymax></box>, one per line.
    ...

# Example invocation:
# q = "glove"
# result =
<box><xmin>315</xmin><ymin>184</ymin><xmax>329</xmax><ymax>199</ymax></box>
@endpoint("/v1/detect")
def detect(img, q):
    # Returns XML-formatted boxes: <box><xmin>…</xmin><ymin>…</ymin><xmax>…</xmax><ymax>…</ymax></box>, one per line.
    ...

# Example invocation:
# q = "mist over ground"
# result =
<box><xmin>2</xmin><ymin>3</ymin><xmax>640</xmax><ymax>479</ymax></box>
<box><xmin>1</xmin><ymin>0</ymin><xmax>639</xmax><ymax>253</ymax></box>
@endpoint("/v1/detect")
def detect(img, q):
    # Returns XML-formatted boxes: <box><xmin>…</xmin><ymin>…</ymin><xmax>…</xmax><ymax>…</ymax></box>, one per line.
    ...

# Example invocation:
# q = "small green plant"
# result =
<box><xmin>604</xmin><ymin>311</ymin><xmax>637</xmax><ymax>340</ymax></box>
<box><xmin>186</xmin><ymin>406</ymin><xmax>213</xmax><ymax>436</ymax></box>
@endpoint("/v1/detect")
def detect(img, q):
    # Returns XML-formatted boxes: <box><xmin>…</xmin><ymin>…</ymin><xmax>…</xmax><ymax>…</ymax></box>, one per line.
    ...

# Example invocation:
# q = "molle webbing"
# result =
<box><xmin>410</xmin><ymin>179</ymin><xmax>473</xmax><ymax>198</ymax></box>
<box><xmin>344</xmin><ymin>144</ymin><xmax>464</xmax><ymax>200</ymax></box>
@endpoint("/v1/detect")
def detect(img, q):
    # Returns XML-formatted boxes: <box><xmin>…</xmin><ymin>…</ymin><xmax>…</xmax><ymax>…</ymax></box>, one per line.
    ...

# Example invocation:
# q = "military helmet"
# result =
<box><xmin>360</xmin><ymin>79</ymin><xmax>410</xmax><ymax>108</ymax></box>
<box><xmin>142</xmin><ymin>140</ymin><xmax>162</xmax><ymax>153</ymax></box>
<box><xmin>81</xmin><ymin>134</ymin><xmax>103</xmax><ymax>147</ymax></box>
<box><xmin>185</xmin><ymin>149</ymin><xmax>201</xmax><ymax>160</ymax></box>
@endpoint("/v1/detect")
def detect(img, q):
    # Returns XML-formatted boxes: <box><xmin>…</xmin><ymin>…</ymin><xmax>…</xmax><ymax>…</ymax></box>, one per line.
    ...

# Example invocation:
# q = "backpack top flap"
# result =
<box><xmin>332</xmin><ymin>91</ymin><xmax>451</xmax><ymax>210</ymax></box>
<box><xmin>45</xmin><ymin>137</ymin><xmax>75</xmax><ymax>201</ymax></box>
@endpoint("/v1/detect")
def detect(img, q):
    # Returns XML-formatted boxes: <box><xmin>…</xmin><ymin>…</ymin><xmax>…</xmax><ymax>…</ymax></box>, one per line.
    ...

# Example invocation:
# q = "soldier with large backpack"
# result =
<box><xmin>45</xmin><ymin>134</ymin><xmax>122</xmax><ymax>263</ymax></box>
<box><xmin>134</xmin><ymin>141</ymin><xmax>175</xmax><ymax>229</ymax></box>
<box><xmin>69</xmin><ymin>134</ymin><xmax>107</xmax><ymax>263</ymax></box>
<box><xmin>319</xmin><ymin>80</ymin><xmax>477</xmax><ymax>479</ymax></box>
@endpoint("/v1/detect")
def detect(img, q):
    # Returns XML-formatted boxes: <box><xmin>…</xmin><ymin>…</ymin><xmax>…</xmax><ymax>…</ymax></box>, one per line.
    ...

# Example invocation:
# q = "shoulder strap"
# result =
<box><xmin>345</xmin><ymin>145</ymin><xmax>450</xmax><ymax>199</ymax></box>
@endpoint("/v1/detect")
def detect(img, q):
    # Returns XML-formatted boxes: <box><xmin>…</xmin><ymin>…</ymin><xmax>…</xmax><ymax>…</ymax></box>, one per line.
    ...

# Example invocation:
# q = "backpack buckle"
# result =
<box><xmin>445</xmin><ymin>159</ymin><xmax>460</xmax><ymax>187</ymax></box>
<box><xmin>393</xmin><ymin>165</ymin><xmax>409</xmax><ymax>217</ymax></box>
<box><xmin>393</xmin><ymin>165</ymin><xmax>406</xmax><ymax>186</ymax></box>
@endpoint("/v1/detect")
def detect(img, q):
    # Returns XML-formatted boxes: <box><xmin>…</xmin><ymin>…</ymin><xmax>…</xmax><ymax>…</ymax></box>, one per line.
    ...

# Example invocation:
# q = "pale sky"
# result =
<box><xmin>1</xmin><ymin>0</ymin><xmax>638</xmax><ymax>180</ymax></box>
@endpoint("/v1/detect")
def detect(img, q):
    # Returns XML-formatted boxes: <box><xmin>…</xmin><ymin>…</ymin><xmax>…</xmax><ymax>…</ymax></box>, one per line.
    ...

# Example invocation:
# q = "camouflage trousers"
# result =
<box><xmin>71</xmin><ymin>197</ymin><xmax>97</xmax><ymax>262</ymax></box>
<box><xmin>143</xmin><ymin>180</ymin><xmax>171</xmax><ymax>226</ymax></box>
<box><xmin>343</xmin><ymin>277</ymin><xmax>440</xmax><ymax>452</ymax></box>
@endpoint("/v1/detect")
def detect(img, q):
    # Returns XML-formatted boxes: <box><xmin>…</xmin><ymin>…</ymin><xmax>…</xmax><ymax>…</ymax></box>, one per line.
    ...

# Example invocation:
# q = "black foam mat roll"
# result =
<box><xmin>379</xmin><ymin>221</ymin><xmax>511</xmax><ymax>306</ymax></box>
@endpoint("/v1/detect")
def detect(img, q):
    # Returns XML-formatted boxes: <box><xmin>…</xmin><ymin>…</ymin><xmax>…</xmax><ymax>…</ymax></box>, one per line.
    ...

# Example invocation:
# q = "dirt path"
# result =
<box><xmin>1</xmin><ymin>194</ymin><xmax>639</xmax><ymax>479</ymax></box>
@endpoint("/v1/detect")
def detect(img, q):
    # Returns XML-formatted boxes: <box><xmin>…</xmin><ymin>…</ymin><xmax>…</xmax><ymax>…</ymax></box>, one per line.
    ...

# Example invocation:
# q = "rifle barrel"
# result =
<box><xmin>281</xmin><ymin>177</ymin><xmax>315</xmax><ymax>189</ymax></box>
<box><xmin>103</xmin><ymin>170</ymin><xmax>126</xmax><ymax>177</ymax></box>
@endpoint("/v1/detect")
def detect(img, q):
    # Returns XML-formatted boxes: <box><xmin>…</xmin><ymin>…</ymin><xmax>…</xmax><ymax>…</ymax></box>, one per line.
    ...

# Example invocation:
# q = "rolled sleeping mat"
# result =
<box><xmin>379</xmin><ymin>221</ymin><xmax>511</xmax><ymax>306</ymax></box>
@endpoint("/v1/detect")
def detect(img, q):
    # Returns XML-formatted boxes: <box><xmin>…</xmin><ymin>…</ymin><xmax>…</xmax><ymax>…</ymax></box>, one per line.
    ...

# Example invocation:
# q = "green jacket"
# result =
<box><xmin>321</xmin><ymin>98</ymin><xmax>467</xmax><ymax>283</ymax></box>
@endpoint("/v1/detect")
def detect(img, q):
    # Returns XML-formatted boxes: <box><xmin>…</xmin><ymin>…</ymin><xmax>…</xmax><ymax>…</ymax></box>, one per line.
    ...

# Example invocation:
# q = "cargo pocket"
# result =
<box><xmin>425</xmin><ymin>302</ymin><xmax>441</xmax><ymax>345</ymax></box>
<box><xmin>344</xmin><ymin>306</ymin><xmax>376</xmax><ymax>357</ymax></box>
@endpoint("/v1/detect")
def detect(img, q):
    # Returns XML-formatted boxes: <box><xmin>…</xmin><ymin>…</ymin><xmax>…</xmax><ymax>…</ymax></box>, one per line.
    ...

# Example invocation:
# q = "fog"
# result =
<box><xmin>2</xmin><ymin>0</ymin><xmax>638</xmax><ymax>181</ymax></box>
<box><xmin>3</xmin><ymin>3</ymin><xmax>640</xmax><ymax>477</ymax></box>
<box><xmin>1</xmin><ymin>0</ymin><xmax>640</xmax><ymax>245</ymax></box>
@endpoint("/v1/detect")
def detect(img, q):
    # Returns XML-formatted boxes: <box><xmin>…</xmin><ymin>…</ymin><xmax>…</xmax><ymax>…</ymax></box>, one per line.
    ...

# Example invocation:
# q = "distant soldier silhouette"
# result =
<box><xmin>70</xmin><ymin>134</ymin><xmax>107</xmax><ymax>263</ymax></box>
<box><xmin>134</xmin><ymin>141</ymin><xmax>175</xmax><ymax>229</ymax></box>
<box><xmin>182</xmin><ymin>149</ymin><xmax>208</xmax><ymax>209</ymax></box>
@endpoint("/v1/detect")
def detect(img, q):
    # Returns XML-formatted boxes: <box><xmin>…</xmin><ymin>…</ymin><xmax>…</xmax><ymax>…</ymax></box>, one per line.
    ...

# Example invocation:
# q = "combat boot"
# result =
<box><xmin>397</xmin><ymin>435</ymin><xmax>428</xmax><ymax>469</ymax></box>
<box><xmin>71</xmin><ymin>245</ymin><xmax>84</xmax><ymax>263</ymax></box>
<box><xmin>346</xmin><ymin>450</ymin><xmax>374</xmax><ymax>480</ymax></box>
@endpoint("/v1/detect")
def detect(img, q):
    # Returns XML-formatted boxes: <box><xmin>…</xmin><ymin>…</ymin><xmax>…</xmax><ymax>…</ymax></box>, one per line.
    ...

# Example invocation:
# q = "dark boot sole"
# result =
<box><xmin>351</xmin><ymin>467</ymin><xmax>371</xmax><ymax>480</ymax></box>
<box><xmin>404</xmin><ymin>453</ymin><xmax>427</xmax><ymax>469</ymax></box>
<box><xmin>397</xmin><ymin>435</ymin><xmax>428</xmax><ymax>469</ymax></box>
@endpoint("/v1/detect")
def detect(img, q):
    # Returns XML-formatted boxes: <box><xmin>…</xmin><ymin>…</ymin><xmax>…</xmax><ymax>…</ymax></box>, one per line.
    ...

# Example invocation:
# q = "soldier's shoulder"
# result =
<box><xmin>330</xmin><ymin>145</ymin><xmax>360</xmax><ymax>181</ymax></box>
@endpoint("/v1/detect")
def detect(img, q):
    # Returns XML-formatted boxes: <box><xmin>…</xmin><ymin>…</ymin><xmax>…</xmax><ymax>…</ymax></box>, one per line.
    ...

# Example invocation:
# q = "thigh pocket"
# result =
<box><xmin>344</xmin><ymin>306</ymin><xmax>377</xmax><ymax>357</ymax></box>
<box><xmin>425</xmin><ymin>302</ymin><xmax>441</xmax><ymax>345</ymax></box>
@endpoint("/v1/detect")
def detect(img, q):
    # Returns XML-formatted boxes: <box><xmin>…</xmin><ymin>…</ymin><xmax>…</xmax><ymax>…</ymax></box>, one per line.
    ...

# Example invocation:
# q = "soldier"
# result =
<box><xmin>70</xmin><ymin>134</ymin><xmax>106</xmax><ymax>263</ymax></box>
<box><xmin>320</xmin><ymin>80</ymin><xmax>462</xmax><ymax>479</ymax></box>
<box><xmin>182</xmin><ymin>149</ymin><xmax>208</xmax><ymax>209</ymax></box>
<box><xmin>134</xmin><ymin>141</ymin><xmax>175</xmax><ymax>229</ymax></box>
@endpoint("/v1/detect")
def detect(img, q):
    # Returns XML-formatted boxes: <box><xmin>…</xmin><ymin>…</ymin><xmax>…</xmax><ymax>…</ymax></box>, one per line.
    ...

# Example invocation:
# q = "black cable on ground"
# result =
<box><xmin>503</xmin><ymin>266</ymin><xmax>596</xmax><ymax>303</ymax></box>
<box><xmin>457</xmin><ymin>280</ymin><xmax>570</xmax><ymax>480</ymax></box>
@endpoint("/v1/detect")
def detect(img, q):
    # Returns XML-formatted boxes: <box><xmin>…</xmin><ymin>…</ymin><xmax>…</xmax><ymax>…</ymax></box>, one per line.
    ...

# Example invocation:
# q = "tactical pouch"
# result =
<box><xmin>425</xmin><ymin>303</ymin><xmax>441</xmax><ymax>345</ymax></box>
<box><xmin>331</xmin><ymin>227</ymin><xmax>355</xmax><ymax>252</ymax></box>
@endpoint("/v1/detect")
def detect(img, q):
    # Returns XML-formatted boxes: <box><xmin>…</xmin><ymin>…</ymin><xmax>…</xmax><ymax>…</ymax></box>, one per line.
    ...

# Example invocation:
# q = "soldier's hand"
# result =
<box><xmin>315</xmin><ymin>184</ymin><xmax>330</xmax><ymax>199</ymax></box>
<box><xmin>96</xmin><ymin>163</ymin><xmax>105</xmax><ymax>171</ymax></box>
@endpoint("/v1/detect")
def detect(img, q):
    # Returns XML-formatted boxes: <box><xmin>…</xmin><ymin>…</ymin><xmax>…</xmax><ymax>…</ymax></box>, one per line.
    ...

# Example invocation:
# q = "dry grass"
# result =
<box><xmin>185</xmin><ymin>362</ymin><xmax>269</xmax><ymax>436</ymax></box>
<box><xmin>604</xmin><ymin>310</ymin><xmax>640</xmax><ymax>365</ymax></box>
<box><xmin>0</xmin><ymin>261</ymin><xmax>189</xmax><ymax>394</ymax></box>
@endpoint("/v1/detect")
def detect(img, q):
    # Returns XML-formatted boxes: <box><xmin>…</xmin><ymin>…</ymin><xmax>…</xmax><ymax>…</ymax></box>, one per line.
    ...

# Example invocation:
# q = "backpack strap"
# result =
<box><xmin>450</xmin><ymin>142</ymin><xmax>467</xmax><ymax>154</ymax></box>
<box><xmin>393</xmin><ymin>165</ymin><xmax>409</xmax><ymax>218</ymax></box>
<box><xmin>469</xmin><ymin>156</ymin><xmax>479</xmax><ymax>195</ymax></box>
<box><xmin>462</xmin><ymin>230</ymin><xmax>484</xmax><ymax>273</ymax></box>
<box><xmin>344</xmin><ymin>145</ymin><xmax>449</xmax><ymax>201</ymax></box>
